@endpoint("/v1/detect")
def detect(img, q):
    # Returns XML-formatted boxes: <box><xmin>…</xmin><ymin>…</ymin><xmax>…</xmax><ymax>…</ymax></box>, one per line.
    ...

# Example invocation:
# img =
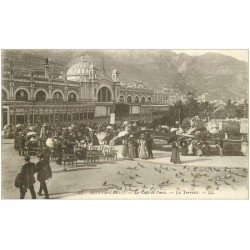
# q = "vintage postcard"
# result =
<box><xmin>1</xmin><ymin>49</ymin><xmax>248</xmax><ymax>199</ymax></box>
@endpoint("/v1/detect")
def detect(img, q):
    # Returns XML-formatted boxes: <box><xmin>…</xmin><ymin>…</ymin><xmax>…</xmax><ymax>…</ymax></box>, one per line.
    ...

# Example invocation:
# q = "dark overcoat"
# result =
<box><xmin>21</xmin><ymin>162</ymin><xmax>36</xmax><ymax>187</ymax></box>
<box><xmin>36</xmin><ymin>159</ymin><xmax>52</xmax><ymax>182</ymax></box>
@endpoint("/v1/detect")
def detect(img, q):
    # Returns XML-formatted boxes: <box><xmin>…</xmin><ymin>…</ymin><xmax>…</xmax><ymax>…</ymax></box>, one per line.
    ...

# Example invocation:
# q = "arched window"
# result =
<box><xmin>2</xmin><ymin>90</ymin><xmax>7</xmax><ymax>101</ymax></box>
<box><xmin>53</xmin><ymin>91</ymin><xmax>63</xmax><ymax>100</ymax></box>
<box><xmin>98</xmin><ymin>87</ymin><xmax>112</xmax><ymax>102</ymax></box>
<box><xmin>35</xmin><ymin>90</ymin><xmax>46</xmax><ymax>101</ymax></box>
<box><xmin>141</xmin><ymin>96</ymin><xmax>145</xmax><ymax>104</ymax></box>
<box><xmin>148</xmin><ymin>97</ymin><xmax>152</xmax><ymax>103</ymax></box>
<box><xmin>127</xmin><ymin>96</ymin><xmax>132</xmax><ymax>103</ymax></box>
<box><xmin>119</xmin><ymin>95</ymin><xmax>125</xmax><ymax>102</ymax></box>
<box><xmin>16</xmin><ymin>89</ymin><xmax>28</xmax><ymax>101</ymax></box>
<box><xmin>68</xmin><ymin>92</ymin><xmax>77</xmax><ymax>102</ymax></box>
<box><xmin>135</xmin><ymin>96</ymin><xmax>139</xmax><ymax>103</ymax></box>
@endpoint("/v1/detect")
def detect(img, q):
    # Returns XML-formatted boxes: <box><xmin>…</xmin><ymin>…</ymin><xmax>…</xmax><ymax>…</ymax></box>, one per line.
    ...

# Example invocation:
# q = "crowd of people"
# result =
<box><xmin>3</xmin><ymin>118</ymin><xmax>229</xmax><ymax>199</ymax></box>
<box><xmin>7</xmin><ymin>118</ymin><xmax>226</xmax><ymax>165</ymax></box>
<box><xmin>168</xmin><ymin>131</ymin><xmax>225</xmax><ymax>164</ymax></box>
<box><xmin>121</xmin><ymin>132</ymin><xmax>154</xmax><ymax>160</ymax></box>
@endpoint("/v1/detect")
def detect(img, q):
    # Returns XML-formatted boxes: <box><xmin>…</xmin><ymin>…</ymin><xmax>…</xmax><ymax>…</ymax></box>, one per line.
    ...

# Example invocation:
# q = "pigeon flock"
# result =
<box><xmin>102</xmin><ymin>161</ymin><xmax>248</xmax><ymax>195</ymax></box>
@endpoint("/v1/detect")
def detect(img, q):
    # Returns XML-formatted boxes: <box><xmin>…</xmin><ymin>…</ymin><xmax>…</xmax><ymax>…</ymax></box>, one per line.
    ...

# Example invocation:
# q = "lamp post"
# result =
<box><xmin>110</xmin><ymin>99</ymin><xmax>116</xmax><ymax>124</ymax></box>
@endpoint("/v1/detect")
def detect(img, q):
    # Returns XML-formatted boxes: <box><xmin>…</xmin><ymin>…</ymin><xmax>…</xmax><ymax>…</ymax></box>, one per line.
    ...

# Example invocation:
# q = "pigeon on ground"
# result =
<box><xmin>163</xmin><ymin>180</ymin><xmax>170</xmax><ymax>185</ymax></box>
<box><xmin>103</xmin><ymin>180</ymin><xmax>107</xmax><ymax>186</ymax></box>
<box><xmin>137</xmin><ymin>181</ymin><xmax>143</xmax><ymax>184</ymax></box>
<box><xmin>154</xmin><ymin>166</ymin><xmax>159</xmax><ymax>172</ymax></box>
<box><xmin>214</xmin><ymin>181</ymin><xmax>220</xmax><ymax>186</ymax></box>
<box><xmin>181</xmin><ymin>178</ymin><xmax>187</xmax><ymax>183</ymax></box>
<box><xmin>127</xmin><ymin>166</ymin><xmax>138</xmax><ymax>170</ymax></box>
<box><xmin>122</xmin><ymin>181</ymin><xmax>132</xmax><ymax>187</ymax></box>
<box><xmin>117</xmin><ymin>171</ymin><xmax>125</xmax><ymax>175</ymax></box>
<box><xmin>138</xmin><ymin>162</ymin><xmax>145</xmax><ymax>168</ymax></box>
<box><xmin>129</xmin><ymin>176</ymin><xmax>135</xmax><ymax>180</ymax></box>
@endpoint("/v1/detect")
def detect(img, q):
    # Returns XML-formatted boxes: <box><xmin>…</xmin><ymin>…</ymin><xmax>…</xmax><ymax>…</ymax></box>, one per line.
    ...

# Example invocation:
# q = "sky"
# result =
<box><xmin>171</xmin><ymin>50</ymin><xmax>248</xmax><ymax>62</ymax></box>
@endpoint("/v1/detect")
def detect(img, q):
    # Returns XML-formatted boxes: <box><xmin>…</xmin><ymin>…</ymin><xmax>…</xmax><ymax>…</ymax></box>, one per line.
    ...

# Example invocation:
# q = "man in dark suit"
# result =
<box><xmin>17</xmin><ymin>132</ymin><xmax>26</xmax><ymax>156</ymax></box>
<box><xmin>20</xmin><ymin>155</ymin><xmax>36</xmax><ymax>199</ymax></box>
<box><xmin>35</xmin><ymin>153</ymin><xmax>50</xmax><ymax>199</ymax></box>
<box><xmin>146</xmin><ymin>133</ymin><xmax>154</xmax><ymax>159</ymax></box>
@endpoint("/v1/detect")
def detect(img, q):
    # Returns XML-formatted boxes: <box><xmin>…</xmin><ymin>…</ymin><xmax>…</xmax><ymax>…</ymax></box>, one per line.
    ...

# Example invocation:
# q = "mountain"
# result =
<box><xmin>2</xmin><ymin>50</ymin><xmax>248</xmax><ymax>101</ymax></box>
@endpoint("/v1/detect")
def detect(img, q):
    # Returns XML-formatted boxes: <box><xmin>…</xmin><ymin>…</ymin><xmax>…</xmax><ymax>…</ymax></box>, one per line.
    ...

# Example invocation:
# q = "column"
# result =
<box><xmin>30</xmin><ymin>83</ymin><xmax>35</xmax><ymax>100</ymax></box>
<box><xmin>9</xmin><ymin>82</ymin><xmax>14</xmax><ymax>100</ymax></box>
<box><xmin>48</xmin><ymin>84</ymin><xmax>53</xmax><ymax>100</ymax></box>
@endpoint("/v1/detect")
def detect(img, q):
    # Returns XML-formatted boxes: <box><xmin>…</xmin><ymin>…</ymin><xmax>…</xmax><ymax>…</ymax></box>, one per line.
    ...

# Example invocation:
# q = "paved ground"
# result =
<box><xmin>1</xmin><ymin>139</ymin><xmax>248</xmax><ymax>199</ymax></box>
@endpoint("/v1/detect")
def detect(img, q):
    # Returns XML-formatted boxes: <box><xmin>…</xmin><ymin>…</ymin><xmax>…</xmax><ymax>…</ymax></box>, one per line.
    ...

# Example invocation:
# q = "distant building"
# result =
<box><xmin>2</xmin><ymin>56</ymin><xmax>169</xmax><ymax>126</ymax></box>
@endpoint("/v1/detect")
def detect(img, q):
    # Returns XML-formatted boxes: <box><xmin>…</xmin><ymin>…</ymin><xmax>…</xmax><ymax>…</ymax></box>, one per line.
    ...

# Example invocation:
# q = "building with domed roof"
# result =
<box><xmin>2</xmin><ymin>56</ymin><xmax>169</xmax><ymax>126</ymax></box>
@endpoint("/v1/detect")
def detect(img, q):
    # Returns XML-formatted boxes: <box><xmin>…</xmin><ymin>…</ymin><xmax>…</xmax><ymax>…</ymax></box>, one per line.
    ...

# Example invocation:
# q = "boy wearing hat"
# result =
<box><xmin>20</xmin><ymin>155</ymin><xmax>36</xmax><ymax>199</ymax></box>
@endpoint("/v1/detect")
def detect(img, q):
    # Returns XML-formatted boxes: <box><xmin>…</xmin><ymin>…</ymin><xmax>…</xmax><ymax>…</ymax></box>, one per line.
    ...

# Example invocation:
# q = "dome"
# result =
<box><xmin>66</xmin><ymin>56</ymin><xmax>93</xmax><ymax>81</ymax></box>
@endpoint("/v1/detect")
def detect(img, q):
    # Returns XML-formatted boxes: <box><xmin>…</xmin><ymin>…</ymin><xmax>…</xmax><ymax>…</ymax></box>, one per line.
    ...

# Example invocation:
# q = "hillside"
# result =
<box><xmin>1</xmin><ymin>50</ymin><xmax>248</xmax><ymax>101</ymax></box>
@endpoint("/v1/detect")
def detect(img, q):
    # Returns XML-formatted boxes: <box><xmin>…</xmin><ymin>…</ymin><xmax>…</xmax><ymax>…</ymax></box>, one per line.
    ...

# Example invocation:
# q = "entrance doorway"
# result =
<box><xmin>115</xmin><ymin>103</ymin><xmax>129</xmax><ymax>118</ymax></box>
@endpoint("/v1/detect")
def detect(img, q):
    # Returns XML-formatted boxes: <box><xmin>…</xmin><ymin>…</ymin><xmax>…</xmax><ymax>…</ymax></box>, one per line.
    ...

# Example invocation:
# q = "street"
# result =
<box><xmin>1</xmin><ymin>138</ymin><xmax>248</xmax><ymax>199</ymax></box>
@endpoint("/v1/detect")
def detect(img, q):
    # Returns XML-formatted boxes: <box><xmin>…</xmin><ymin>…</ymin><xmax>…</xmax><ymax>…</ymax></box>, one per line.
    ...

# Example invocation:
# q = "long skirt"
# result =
<box><xmin>128</xmin><ymin>144</ymin><xmax>136</xmax><ymax>158</ymax></box>
<box><xmin>170</xmin><ymin>148</ymin><xmax>181</xmax><ymax>164</ymax></box>
<box><xmin>122</xmin><ymin>144</ymin><xmax>129</xmax><ymax>157</ymax></box>
<box><xmin>139</xmin><ymin>145</ymin><xmax>148</xmax><ymax>159</ymax></box>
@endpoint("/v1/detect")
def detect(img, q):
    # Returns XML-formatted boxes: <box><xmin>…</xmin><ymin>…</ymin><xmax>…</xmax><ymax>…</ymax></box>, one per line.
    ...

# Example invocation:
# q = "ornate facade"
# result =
<box><xmin>2</xmin><ymin>57</ymin><xmax>169</xmax><ymax>126</ymax></box>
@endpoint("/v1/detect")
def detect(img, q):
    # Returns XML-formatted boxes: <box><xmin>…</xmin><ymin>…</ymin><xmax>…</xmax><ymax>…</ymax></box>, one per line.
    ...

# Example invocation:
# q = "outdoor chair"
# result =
<box><xmin>109</xmin><ymin>146</ymin><xmax>118</xmax><ymax>160</ymax></box>
<box><xmin>103</xmin><ymin>147</ymin><xmax>116</xmax><ymax>161</ymax></box>
<box><xmin>61</xmin><ymin>153</ymin><xmax>77</xmax><ymax>168</ymax></box>
<box><xmin>85</xmin><ymin>149</ymin><xmax>99</xmax><ymax>163</ymax></box>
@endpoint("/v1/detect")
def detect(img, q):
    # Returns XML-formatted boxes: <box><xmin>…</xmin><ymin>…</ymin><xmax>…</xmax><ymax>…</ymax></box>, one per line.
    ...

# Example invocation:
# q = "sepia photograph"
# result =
<box><xmin>1</xmin><ymin>1</ymin><xmax>250</xmax><ymax>250</ymax></box>
<box><xmin>1</xmin><ymin>49</ymin><xmax>249</xmax><ymax>199</ymax></box>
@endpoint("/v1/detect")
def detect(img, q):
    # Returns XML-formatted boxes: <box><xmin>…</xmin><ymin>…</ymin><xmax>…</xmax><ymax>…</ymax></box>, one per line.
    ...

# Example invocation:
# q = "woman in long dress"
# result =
<box><xmin>188</xmin><ymin>141</ymin><xmax>194</xmax><ymax>155</ymax></box>
<box><xmin>122</xmin><ymin>136</ymin><xmax>129</xmax><ymax>158</ymax></box>
<box><xmin>139</xmin><ymin>137</ymin><xmax>148</xmax><ymax>159</ymax></box>
<box><xmin>128</xmin><ymin>135</ymin><xmax>136</xmax><ymax>158</ymax></box>
<box><xmin>170</xmin><ymin>140</ymin><xmax>181</xmax><ymax>164</ymax></box>
<box><xmin>197</xmin><ymin>142</ymin><xmax>203</xmax><ymax>156</ymax></box>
